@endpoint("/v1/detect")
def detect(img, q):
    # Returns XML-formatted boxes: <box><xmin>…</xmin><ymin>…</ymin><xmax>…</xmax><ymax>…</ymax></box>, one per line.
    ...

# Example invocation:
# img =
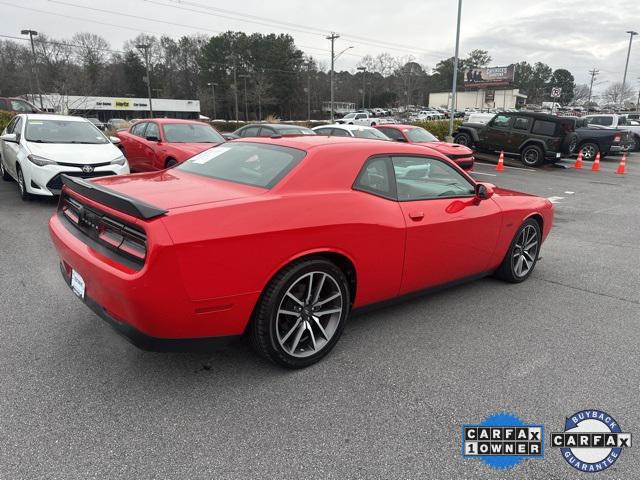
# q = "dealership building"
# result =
<box><xmin>33</xmin><ymin>94</ymin><xmax>201</xmax><ymax>121</ymax></box>
<box><xmin>429</xmin><ymin>65</ymin><xmax>527</xmax><ymax>110</ymax></box>
<box><xmin>429</xmin><ymin>88</ymin><xmax>527</xmax><ymax>110</ymax></box>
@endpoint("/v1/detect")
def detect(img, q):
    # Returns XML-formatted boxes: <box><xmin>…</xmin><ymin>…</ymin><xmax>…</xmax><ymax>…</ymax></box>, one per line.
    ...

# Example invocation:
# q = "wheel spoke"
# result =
<box><xmin>278</xmin><ymin>309</ymin><xmax>300</xmax><ymax>317</ymax></box>
<box><xmin>315</xmin><ymin>308</ymin><xmax>342</xmax><ymax>317</ymax></box>
<box><xmin>315</xmin><ymin>292</ymin><xmax>341</xmax><ymax>307</ymax></box>
<box><xmin>289</xmin><ymin>323</ymin><xmax>305</xmax><ymax>354</ymax></box>
<box><xmin>306</xmin><ymin>273</ymin><xmax>314</xmax><ymax>303</ymax></box>
<box><xmin>312</xmin><ymin>273</ymin><xmax>327</xmax><ymax>304</ymax></box>
<box><xmin>312</xmin><ymin>316</ymin><xmax>329</xmax><ymax>340</ymax></box>
<box><xmin>525</xmin><ymin>238</ymin><xmax>538</xmax><ymax>249</ymax></box>
<box><xmin>286</xmin><ymin>291</ymin><xmax>304</xmax><ymax>306</ymax></box>
<box><xmin>280</xmin><ymin>317</ymin><xmax>302</xmax><ymax>344</ymax></box>
<box><xmin>307</xmin><ymin>323</ymin><xmax>317</xmax><ymax>350</ymax></box>
<box><xmin>515</xmin><ymin>255</ymin><xmax>524</xmax><ymax>276</ymax></box>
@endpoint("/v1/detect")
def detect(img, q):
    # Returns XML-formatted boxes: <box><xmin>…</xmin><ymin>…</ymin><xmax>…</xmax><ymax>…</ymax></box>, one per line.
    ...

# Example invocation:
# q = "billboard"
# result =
<box><xmin>464</xmin><ymin>65</ymin><xmax>515</xmax><ymax>88</ymax></box>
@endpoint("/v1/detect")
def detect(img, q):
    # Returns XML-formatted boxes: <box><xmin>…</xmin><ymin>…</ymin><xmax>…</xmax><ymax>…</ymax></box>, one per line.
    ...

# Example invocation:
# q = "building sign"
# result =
<box><xmin>485</xmin><ymin>89</ymin><xmax>495</xmax><ymax>102</ymax></box>
<box><xmin>114</xmin><ymin>99</ymin><xmax>131</xmax><ymax>109</ymax></box>
<box><xmin>464</xmin><ymin>65</ymin><xmax>515</xmax><ymax>88</ymax></box>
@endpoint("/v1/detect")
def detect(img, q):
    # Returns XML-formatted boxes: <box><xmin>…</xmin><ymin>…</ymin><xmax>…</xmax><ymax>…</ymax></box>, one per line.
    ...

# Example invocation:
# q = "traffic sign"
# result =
<box><xmin>551</xmin><ymin>87</ymin><xmax>562</xmax><ymax>98</ymax></box>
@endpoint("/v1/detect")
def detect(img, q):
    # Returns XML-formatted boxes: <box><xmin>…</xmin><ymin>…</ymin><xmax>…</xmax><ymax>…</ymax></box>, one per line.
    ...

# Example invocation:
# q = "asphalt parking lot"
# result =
<box><xmin>1</xmin><ymin>152</ymin><xmax>639</xmax><ymax>479</ymax></box>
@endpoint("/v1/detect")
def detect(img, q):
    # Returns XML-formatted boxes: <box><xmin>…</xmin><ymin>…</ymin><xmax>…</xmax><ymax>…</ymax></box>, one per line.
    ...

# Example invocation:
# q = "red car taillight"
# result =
<box><xmin>614</xmin><ymin>135</ymin><xmax>621</xmax><ymax>143</ymax></box>
<box><xmin>61</xmin><ymin>194</ymin><xmax>147</xmax><ymax>263</ymax></box>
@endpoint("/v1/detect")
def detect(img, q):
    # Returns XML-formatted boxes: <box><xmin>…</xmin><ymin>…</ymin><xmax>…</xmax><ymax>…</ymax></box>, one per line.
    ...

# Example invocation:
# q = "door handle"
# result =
<box><xmin>408</xmin><ymin>211</ymin><xmax>424</xmax><ymax>221</ymax></box>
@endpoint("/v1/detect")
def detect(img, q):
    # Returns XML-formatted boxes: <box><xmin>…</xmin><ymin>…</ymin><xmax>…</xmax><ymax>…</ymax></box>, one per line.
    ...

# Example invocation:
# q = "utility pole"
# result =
<box><xmin>207</xmin><ymin>82</ymin><xmax>217</xmax><ymax>119</ymax></box>
<box><xmin>620</xmin><ymin>31</ymin><xmax>638</xmax><ymax>110</ymax></box>
<box><xmin>357</xmin><ymin>66</ymin><xmax>366</xmax><ymax>109</ymax></box>
<box><xmin>327</xmin><ymin>33</ymin><xmax>339</xmax><ymax>122</ymax></box>
<box><xmin>636</xmin><ymin>77</ymin><xmax>640</xmax><ymax>112</ymax></box>
<box><xmin>239</xmin><ymin>74</ymin><xmax>250</xmax><ymax>121</ymax></box>
<box><xmin>448</xmin><ymin>0</ymin><xmax>463</xmax><ymax>138</ymax></box>
<box><xmin>305</xmin><ymin>60</ymin><xmax>312</xmax><ymax>122</ymax></box>
<box><xmin>136</xmin><ymin>44</ymin><xmax>154</xmax><ymax>118</ymax></box>
<box><xmin>21</xmin><ymin>29</ymin><xmax>43</xmax><ymax>109</ymax></box>
<box><xmin>227</xmin><ymin>54</ymin><xmax>239</xmax><ymax>123</ymax></box>
<box><xmin>587</xmin><ymin>68</ymin><xmax>599</xmax><ymax>105</ymax></box>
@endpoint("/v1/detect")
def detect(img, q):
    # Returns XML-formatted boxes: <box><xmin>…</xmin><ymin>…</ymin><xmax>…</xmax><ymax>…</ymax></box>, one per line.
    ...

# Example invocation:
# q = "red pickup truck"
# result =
<box><xmin>116</xmin><ymin>118</ymin><xmax>225</xmax><ymax>171</ymax></box>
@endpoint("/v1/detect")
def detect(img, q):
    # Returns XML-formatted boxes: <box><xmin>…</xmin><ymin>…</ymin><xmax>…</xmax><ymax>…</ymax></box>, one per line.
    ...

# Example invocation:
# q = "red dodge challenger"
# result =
<box><xmin>116</xmin><ymin>118</ymin><xmax>225</xmax><ymax>171</ymax></box>
<box><xmin>376</xmin><ymin>124</ymin><xmax>475</xmax><ymax>170</ymax></box>
<box><xmin>49</xmin><ymin>136</ymin><xmax>553</xmax><ymax>368</ymax></box>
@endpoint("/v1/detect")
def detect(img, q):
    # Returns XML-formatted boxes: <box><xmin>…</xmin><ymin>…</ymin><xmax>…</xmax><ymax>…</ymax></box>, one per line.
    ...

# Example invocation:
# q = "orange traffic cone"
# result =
<box><xmin>496</xmin><ymin>151</ymin><xmax>505</xmax><ymax>171</ymax></box>
<box><xmin>574</xmin><ymin>150</ymin><xmax>583</xmax><ymax>169</ymax></box>
<box><xmin>616</xmin><ymin>153</ymin><xmax>627</xmax><ymax>174</ymax></box>
<box><xmin>591</xmin><ymin>152</ymin><xmax>601</xmax><ymax>171</ymax></box>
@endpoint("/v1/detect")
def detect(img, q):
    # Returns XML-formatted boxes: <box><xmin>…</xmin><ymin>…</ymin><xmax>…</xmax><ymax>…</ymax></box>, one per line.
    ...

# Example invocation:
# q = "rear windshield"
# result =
<box><xmin>275</xmin><ymin>127</ymin><xmax>315</xmax><ymax>135</ymax></box>
<box><xmin>352</xmin><ymin>128</ymin><xmax>389</xmax><ymax>140</ymax></box>
<box><xmin>177</xmin><ymin>142</ymin><xmax>305</xmax><ymax>188</ymax></box>
<box><xmin>163</xmin><ymin>123</ymin><xmax>225</xmax><ymax>143</ymax></box>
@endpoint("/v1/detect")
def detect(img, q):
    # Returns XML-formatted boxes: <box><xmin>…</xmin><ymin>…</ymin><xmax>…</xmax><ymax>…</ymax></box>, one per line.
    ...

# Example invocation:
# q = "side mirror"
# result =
<box><xmin>146</xmin><ymin>135</ymin><xmax>160</xmax><ymax>142</ymax></box>
<box><xmin>475</xmin><ymin>182</ymin><xmax>494</xmax><ymax>200</ymax></box>
<box><xmin>0</xmin><ymin>133</ymin><xmax>18</xmax><ymax>143</ymax></box>
<box><xmin>109</xmin><ymin>136</ymin><xmax>121</xmax><ymax>145</ymax></box>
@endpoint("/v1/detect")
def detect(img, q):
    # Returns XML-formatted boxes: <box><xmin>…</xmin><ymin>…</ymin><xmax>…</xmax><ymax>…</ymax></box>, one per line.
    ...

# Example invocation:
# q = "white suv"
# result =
<box><xmin>0</xmin><ymin>114</ymin><xmax>129</xmax><ymax>200</ymax></box>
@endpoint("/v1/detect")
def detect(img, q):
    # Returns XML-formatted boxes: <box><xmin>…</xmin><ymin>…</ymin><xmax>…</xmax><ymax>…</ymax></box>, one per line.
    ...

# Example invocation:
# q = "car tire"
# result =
<box><xmin>453</xmin><ymin>132</ymin><xmax>473</xmax><ymax>147</ymax></box>
<box><xmin>1</xmin><ymin>158</ymin><xmax>11</xmax><ymax>181</ymax></box>
<box><xmin>165</xmin><ymin>158</ymin><xmax>178</xmax><ymax>168</ymax></box>
<box><xmin>16</xmin><ymin>165</ymin><xmax>31</xmax><ymax>201</ymax></box>
<box><xmin>370</xmin><ymin>122</ymin><xmax>376</xmax><ymax>126</ymax></box>
<box><xmin>579</xmin><ymin>142</ymin><xmax>599</xmax><ymax>161</ymax></box>
<box><xmin>249</xmin><ymin>257</ymin><xmax>350</xmax><ymax>369</ymax></box>
<box><xmin>494</xmin><ymin>218</ymin><xmax>541</xmax><ymax>283</ymax></box>
<box><xmin>520</xmin><ymin>144</ymin><xmax>545</xmax><ymax>167</ymax></box>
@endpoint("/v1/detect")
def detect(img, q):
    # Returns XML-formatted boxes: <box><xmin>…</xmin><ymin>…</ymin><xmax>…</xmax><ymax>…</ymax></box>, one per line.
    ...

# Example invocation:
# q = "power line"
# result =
<box><xmin>154</xmin><ymin>0</ymin><xmax>449</xmax><ymax>58</ymax></box>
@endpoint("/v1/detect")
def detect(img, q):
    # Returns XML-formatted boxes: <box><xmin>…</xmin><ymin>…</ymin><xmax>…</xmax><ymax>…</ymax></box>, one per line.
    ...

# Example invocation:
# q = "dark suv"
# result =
<box><xmin>453</xmin><ymin>112</ymin><xmax>572</xmax><ymax>167</ymax></box>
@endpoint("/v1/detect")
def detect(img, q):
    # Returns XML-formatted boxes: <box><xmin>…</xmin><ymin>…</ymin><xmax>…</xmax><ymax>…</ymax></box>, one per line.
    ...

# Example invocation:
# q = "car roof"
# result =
<box><xmin>22</xmin><ymin>114</ymin><xmax>87</xmax><ymax>122</ymax></box>
<box><xmin>375</xmin><ymin>124</ymin><xmax>418</xmax><ymax>130</ymax></box>
<box><xmin>314</xmin><ymin>124</ymin><xmax>377</xmax><ymax>132</ymax></box>
<box><xmin>495</xmin><ymin>111</ymin><xmax>559</xmax><ymax>120</ymax></box>
<box><xmin>233</xmin><ymin>135</ymin><xmax>446</xmax><ymax>156</ymax></box>
<box><xmin>141</xmin><ymin>118</ymin><xmax>206</xmax><ymax>124</ymax></box>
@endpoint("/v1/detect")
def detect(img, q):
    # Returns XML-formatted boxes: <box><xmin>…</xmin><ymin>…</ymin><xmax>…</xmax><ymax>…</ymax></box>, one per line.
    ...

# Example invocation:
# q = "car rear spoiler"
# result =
<box><xmin>61</xmin><ymin>175</ymin><xmax>168</xmax><ymax>220</ymax></box>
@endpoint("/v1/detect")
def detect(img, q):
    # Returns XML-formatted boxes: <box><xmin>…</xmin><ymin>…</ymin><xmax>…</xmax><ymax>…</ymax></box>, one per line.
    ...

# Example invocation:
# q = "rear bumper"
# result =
<box><xmin>59</xmin><ymin>263</ymin><xmax>240</xmax><ymax>351</ymax></box>
<box><xmin>49</xmin><ymin>211</ymin><xmax>259</xmax><ymax>341</ymax></box>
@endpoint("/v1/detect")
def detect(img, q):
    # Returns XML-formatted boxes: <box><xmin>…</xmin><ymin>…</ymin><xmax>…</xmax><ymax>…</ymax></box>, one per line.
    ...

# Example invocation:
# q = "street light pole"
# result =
<box><xmin>326</xmin><ymin>33</ymin><xmax>339</xmax><ymax>122</ymax></box>
<box><xmin>207</xmin><ymin>82</ymin><xmax>217</xmax><ymax>120</ymax></box>
<box><xmin>304</xmin><ymin>60</ymin><xmax>312</xmax><ymax>122</ymax></box>
<box><xmin>21</xmin><ymin>29</ymin><xmax>43</xmax><ymax>109</ymax></box>
<box><xmin>239</xmin><ymin>74</ymin><xmax>250</xmax><ymax>121</ymax></box>
<box><xmin>620</xmin><ymin>30</ymin><xmax>638</xmax><ymax>110</ymax></box>
<box><xmin>448</xmin><ymin>0</ymin><xmax>463</xmax><ymax>138</ymax></box>
<box><xmin>357</xmin><ymin>66</ymin><xmax>366</xmax><ymax>109</ymax></box>
<box><xmin>136</xmin><ymin>44</ymin><xmax>154</xmax><ymax>118</ymax></box>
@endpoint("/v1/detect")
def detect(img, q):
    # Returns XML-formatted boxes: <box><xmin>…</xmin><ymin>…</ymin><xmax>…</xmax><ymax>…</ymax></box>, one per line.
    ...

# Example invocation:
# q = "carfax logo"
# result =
<box><xmin>462</xmin><ymin>413</ymin><xmax>544</xmax><ymax>470</ymax></box>
<box><xmin>551</xmin><ymin>410</ymin><xmax>632</xmax><ymax>472</ymax></box>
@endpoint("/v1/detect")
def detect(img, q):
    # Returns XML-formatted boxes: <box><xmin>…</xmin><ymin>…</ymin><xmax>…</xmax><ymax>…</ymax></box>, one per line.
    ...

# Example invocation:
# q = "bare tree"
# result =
<box><xmin>601</xmin><ymin>82</ymin><xmax>635</xmax><ymax>106</ymax></box>
<box><xmin>572</xmin><ymin>84</ymin><xmax>590</xmax><ymax>104</ymax></box>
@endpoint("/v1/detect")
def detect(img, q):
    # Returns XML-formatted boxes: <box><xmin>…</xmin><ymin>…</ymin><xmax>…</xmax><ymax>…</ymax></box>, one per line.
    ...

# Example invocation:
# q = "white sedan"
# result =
<box><xmin>0</xmin><ymin>114</ymin><xmax>129</xmax><ymax>200</ymax></box>
<box><xmin>312</xmin><ymin>124</ymin><xmax>391</xmax><ymax>140</ymax></box>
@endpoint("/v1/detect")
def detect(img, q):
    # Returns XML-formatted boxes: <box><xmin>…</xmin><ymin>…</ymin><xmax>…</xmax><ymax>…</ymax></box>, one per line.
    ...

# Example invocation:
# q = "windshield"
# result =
<box><xmin>177</xmin><ymin>142</ymin><xmax>306</xmax><ymax>188</ymax></box>
<box><xmin>162</xmin><ymin>123</ymin><xmax>225</xmax><ymax>143</ymax></box>
<box><xmin>352</xmin><ymin>128</ymin><xmax>390</xmax><ymax>140</ymax></box>
<box><xmin>405</xmin><ymin>127</ymin><xmax>438</xmax><ymax>142</ymax></box>
<box><xmin>25</xmin><ymin>119</ymin><xmax>108</xmax><ymax>144</ymax></box>
<box><xmin>342</xmin><ymin>113</ymin><xmax>356</xmax><ymax>119</ymax></box>
<box><xmin>276</xmin><ymin>127</ymin><xmax>315</xmax><ymax>135</ymax></box>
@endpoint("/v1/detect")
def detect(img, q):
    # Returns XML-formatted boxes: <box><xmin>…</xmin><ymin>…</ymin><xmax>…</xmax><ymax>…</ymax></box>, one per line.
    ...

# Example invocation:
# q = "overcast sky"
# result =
<box><xmin>3</xmin><ymin>0</ymin><xmax>639</xmax><ymax>96</ymax></box>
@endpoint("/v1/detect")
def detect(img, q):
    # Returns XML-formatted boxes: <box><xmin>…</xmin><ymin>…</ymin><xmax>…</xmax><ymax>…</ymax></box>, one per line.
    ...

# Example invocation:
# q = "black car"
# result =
<box><xmin>224</xmin><ymin>123</ymin><xmax>316</xmax><ymax>140</ymax></box>
<box><xmin>561</xmin><ymin>117</ymin><xmax>632</xmax><ymax>161</ymax></box>
<box><xmin>453</xmin><ymin>112</ymin><xmax>572</xmax><ymax>167</ymax></box>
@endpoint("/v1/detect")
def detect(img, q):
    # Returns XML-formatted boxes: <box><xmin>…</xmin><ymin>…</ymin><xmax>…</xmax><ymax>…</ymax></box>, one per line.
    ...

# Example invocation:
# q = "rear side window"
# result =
<box><xmin>330</xmin><ymin>128</ymin><xmax>351</xmax><ymax>137</ymax></box>
<box><xmin>177</xmin><ymin>143</ymin><xmax>305</xmax><ymax>189</ymax></box>
<box><xmin>531</xmin><ymin>120</ymin><xmax>557</xmax><ymax>136</ymax></box>
<box><xmin>354</xmin><ymin>157</ymin><xmax>395</xmax><ymax>199</ymax></box>
<box><xmin>240</xmin><ymin>126</ymin><xmax>260</xmax><ymax>137</ymax></box>
<box><xmin>314</xmin><ymin>128</ymin><xmax>332</xmax><ymax>135</ymax></box>
<box><xmin>145</xmin><ymin>122</ymin><xmax>160</xmax><ymax>139</ymax></box>
<box><xmin>131</xmin><ymin>122</ymin><xmax>147</xmax><ymax>137</ymax></box>
<box><xmin>587</xmin><ymin>116</ymin><xmax>613</xmax><ymax>127</ymax></box>
<box><xmin>513</xmin><ymin>117</ymin><xmax>531</xmax><ymax>131</ymax></box>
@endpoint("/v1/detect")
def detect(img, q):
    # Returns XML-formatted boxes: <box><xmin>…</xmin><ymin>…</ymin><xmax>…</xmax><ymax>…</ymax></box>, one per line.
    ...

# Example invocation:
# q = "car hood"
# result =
<box><xmin>26</xmin><ymin>141</ymin><xmax>122</xmax><ymax>165</ymax></box>
<box><xmin>91</xmin><ymin>169</ymin><xmax>265</xmax><ymax>210</ymax></box>
<box><xmin>414</xmin><ymin>141</ymin><xmax>473</xmax><ymax>155</ymax></box>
